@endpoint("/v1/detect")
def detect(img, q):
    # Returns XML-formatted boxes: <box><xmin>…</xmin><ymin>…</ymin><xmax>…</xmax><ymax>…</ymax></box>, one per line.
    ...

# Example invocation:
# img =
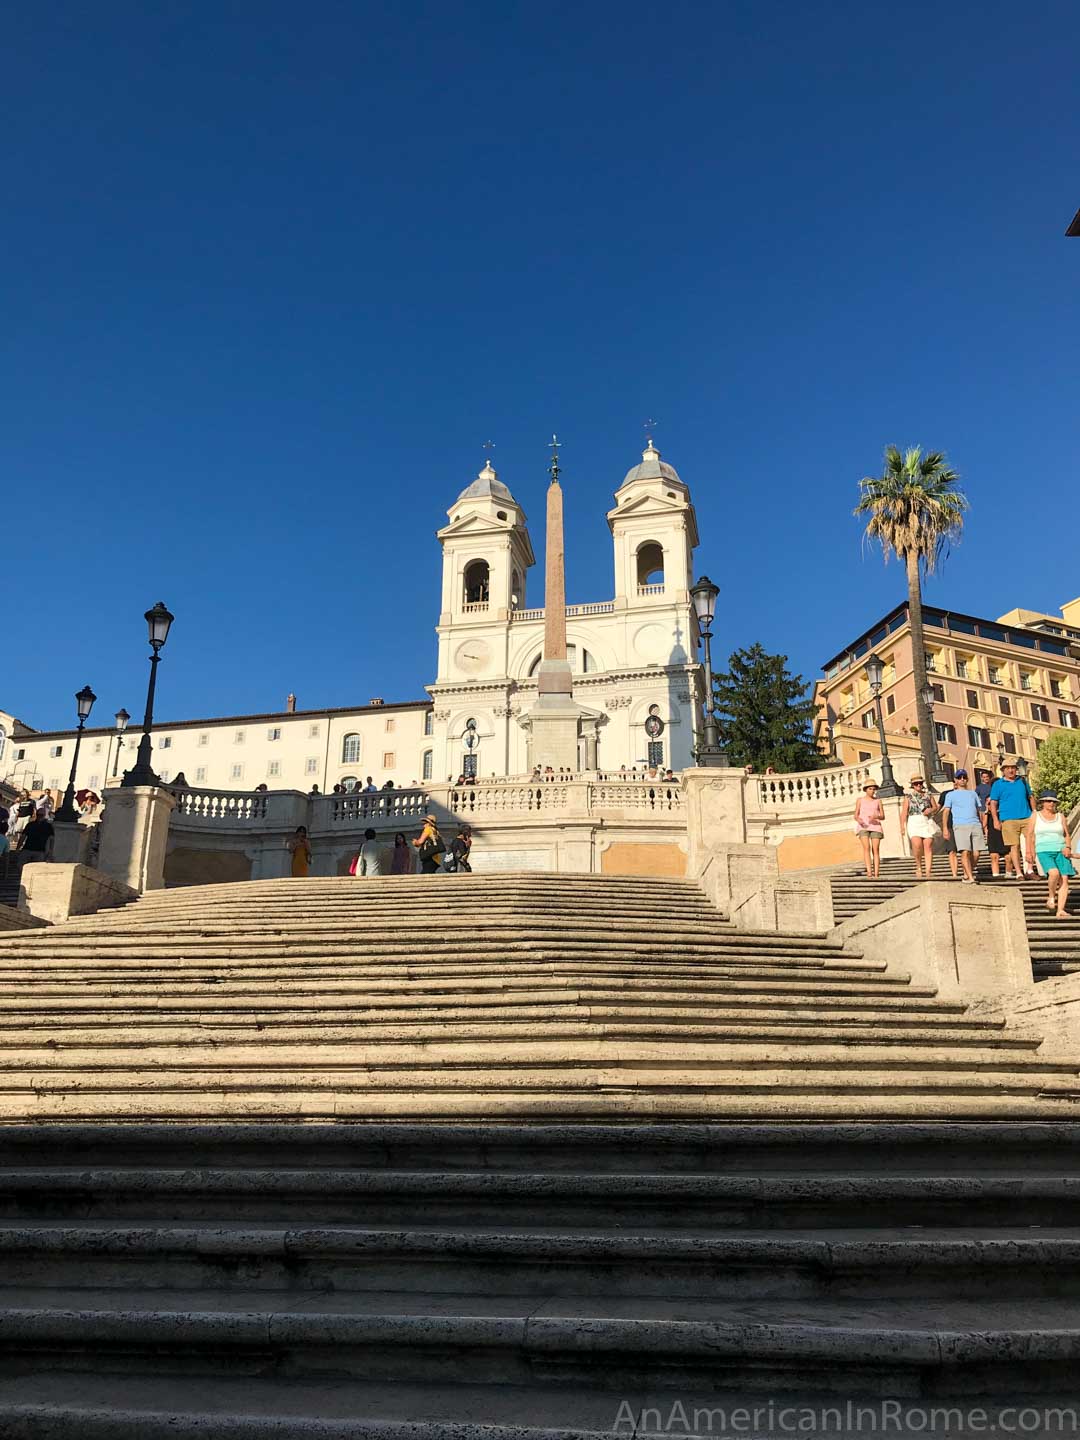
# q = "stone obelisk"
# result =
<box><xmin>525</xmin><ymin>436</ymin><xmax>586</xmax><ymax>770</ymax></box>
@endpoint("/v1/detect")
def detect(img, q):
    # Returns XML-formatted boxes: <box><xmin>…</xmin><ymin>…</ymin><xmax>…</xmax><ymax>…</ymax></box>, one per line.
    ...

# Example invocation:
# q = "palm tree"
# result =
<box><xmin>855</xmin><ymin>446</ymin><xmax>968</xmax><ymax>781</ymax></box>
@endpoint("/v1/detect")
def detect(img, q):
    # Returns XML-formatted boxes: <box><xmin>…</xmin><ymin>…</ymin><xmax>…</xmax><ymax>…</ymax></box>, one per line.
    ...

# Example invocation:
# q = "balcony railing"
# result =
<box><xmin>510</xmin><ymin>602</ymin><xmax>616</xmax><ymax>622</ymax></box>
<box><xmin>637</xmin><ymin>583</ymin><xmax>665</xmax><ymax>597</ymax></box>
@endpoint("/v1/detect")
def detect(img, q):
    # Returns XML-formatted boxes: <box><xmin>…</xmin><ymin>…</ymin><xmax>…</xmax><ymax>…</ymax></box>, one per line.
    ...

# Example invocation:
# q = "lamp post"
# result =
<box><xmin>864</xmin><ymin>653</ymin><xmax>899</xmax><ymax>797</ymax></box>
<box><xmin>54</xmin><ymin>686</ymin><xmax>97</xmax><ymax>822</ymax></box>
<box><xmin>110</xmin><ymin>708</ymin><xmax>130</xmax><ymax>778</ymax></box>
<box><xmin>121</xmin><ymin>602</ymin><xmax>175</xmax><ymax>788</ymax></box>
<box><xmin>920</xmin><ymin>681</ymin><xmax>950</xmax><ymax>785</ymax></box>
<box><xmin>690</xmin><ymin>576</ymin><xmax>727</xmax><ymax>767</ymax></box>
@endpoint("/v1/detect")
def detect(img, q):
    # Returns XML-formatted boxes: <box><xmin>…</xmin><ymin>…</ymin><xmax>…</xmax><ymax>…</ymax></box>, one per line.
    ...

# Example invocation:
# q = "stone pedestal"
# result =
<box><xmin>51</xmin><ymin>820</ymin><xmax>92</xmax><ymax>866</ymax></box>
<box><xmin>97</xmin><ymin>785</ymin><xmax>176</xmax><ymax>893</ymax></box>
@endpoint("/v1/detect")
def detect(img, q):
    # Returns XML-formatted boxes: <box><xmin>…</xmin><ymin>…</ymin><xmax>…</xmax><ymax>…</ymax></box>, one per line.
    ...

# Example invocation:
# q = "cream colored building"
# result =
<box><xmin>815</xmin><ymin>598</ymin><xmax>1080</xmax><ymax>775</ymax></box>
<box><xmin>1</xmin><ymin>442</ymin><xmax>705</xmax><ymax>796</ymax></box>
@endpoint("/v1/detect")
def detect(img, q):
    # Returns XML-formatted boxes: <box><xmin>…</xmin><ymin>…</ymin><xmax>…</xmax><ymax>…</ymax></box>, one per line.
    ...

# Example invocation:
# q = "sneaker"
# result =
<box><xmin>961</xmin><ymin>876</ymin><xmax>976</xmax><ymax>885</ymax></box>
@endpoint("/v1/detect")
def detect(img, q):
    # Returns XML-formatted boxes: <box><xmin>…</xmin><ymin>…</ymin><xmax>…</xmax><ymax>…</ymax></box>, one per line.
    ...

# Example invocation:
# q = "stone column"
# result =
<box><xmin>97</xmin><ymin>785</ymin><xmax>176</xmax><ymax>893</ymax></box>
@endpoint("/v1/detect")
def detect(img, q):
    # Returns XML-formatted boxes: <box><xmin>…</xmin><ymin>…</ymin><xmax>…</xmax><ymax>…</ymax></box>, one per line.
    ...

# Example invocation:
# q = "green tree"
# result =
<box><xmin>1033</xmin><ymin>732</ymin><xmax>1080</xmax><ymax>815</ymax></box>
<box><xmin>713</xmin><ymin>643</ymin><xmax>822</xmax><ymax>772</ymax></box>
<box><xmin>854</xmin><ymin>446</ymin><xmax>968</xmax><ymax>780</ymax></box>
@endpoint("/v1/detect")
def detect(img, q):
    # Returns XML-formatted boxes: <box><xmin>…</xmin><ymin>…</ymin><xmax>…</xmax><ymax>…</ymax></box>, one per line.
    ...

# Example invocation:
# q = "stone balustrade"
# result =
<box><xmin>748</xmin><ymin>763</ymin><xmax>877</xmax><ymax>814</ymax></box>
<box><xmin>509</xmin><ymin>601</ymin><xmax>615</xmax><ymax>622</ymax></box>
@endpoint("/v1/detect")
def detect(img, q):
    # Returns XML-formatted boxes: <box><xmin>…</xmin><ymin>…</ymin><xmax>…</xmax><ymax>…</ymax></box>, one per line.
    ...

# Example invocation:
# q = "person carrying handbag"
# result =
<box><xmin>412</xmin><ymin>813</ymin><xmax>445</xmax><ymax>875</ymax></box>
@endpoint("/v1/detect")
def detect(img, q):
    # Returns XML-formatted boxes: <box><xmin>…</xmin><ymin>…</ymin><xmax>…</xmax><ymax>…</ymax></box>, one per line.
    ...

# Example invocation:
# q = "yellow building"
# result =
<box><xmin>815</xmin><ymin>598</ymin><xmax>1080</xmax><ymax>776</ymax></box>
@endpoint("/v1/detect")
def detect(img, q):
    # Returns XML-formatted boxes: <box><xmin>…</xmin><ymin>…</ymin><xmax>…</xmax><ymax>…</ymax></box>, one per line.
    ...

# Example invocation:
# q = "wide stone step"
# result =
<box><xmin>0</xmin><ymin>1017</ymin><xmax>1026</xmax><ymax>1051</ymax></box>
<box><xmin>6</xmin><ymin>1165</ymin><xmax>1080</xmax><ymax>1228</ymax></box>
<box><xmin>0</xmin><ymin>1285</ymin><xmax>1076</xmax><ymax>1393</ymax></box>
<box><xmin>1</xmin><ymin>1222</ymin><xmax>1076</xmax><ymax>1300</ymax></box>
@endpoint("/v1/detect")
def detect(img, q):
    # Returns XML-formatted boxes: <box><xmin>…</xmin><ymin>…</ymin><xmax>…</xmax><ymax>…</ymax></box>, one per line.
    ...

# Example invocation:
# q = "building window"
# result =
<box><xmin>886</xmin><ymin>694</ymin><xmax>896</xmax><ymax>715</ymax></box>
<box><xmin>49</xmin><ymin>746</ymin><xmax>63</xmax><ymax>758</ymax></box>
<box><xmin>267</xmin><ymin>760</ymin><xmax>281</xmax><ymax>778</ymax></box>
<box><xmin>382</xmin><ymin>751</ymin><xmax>395</xmax><ymax>768</ymax></box>
<box><xmin>48</xmin><ymin>777</ymin><xmax>59</xmax><ymax>790</ymax></box>
<box><xmin>1060</xmin><ymin>711</ymin><xmax>1079</xmax><ymax>730</ymax></box>
<box><xmin>234</xmin><ymin>730</ymin><xmax>246</xmax><ymax>744</ymax></box>
<box><xmin>309</xmin><ymin>724</ymin><xmax>321</xmax><ymax>738</ymax></box>
<box><xmin>925</xmin><ymin>654</ymin><xmax>937</xmax><ymax>672</ymax></box>
<box><xmin>1032</xmin><ymin>703</ymin><xmax>1050</xmax><ymax>723</ymax></box>
<box><xmin>230</xmin><ymin>763</ymin><xmax>244</xmax><ymax>781</ymax></box>
<box><xmin>1020</xmin><ymin>673</ymin><xmax>1033</xmax><ymax>692</ymax></box>
<box><xmin>858</xmin><ymin>751</ymin><xmax>872</xmax><ymax>762</ymax></box>
<box><xmin>15</xmin><ymin>748</ymin><xmax>25</xmax><ymax>761</ymax></box>
<box><xmin>934</xmin><ymin>722</ymin><xmax>957</xmax><ymax>745</ymax></box>
<box><xmin>424</xmin><ymin>712</ymin><xmax>433</xmax><ymax>737</ymax></box>
<box><xmin>463</xmin><ymin>559</ymin><xmax>490</xmax><ymax>605</ymax></box>
<box><xmin>966</xmin><ymin>689</ymin><xmax>979</xmax><ymax>709</ymax></box>
<box><xmin>159</xmin><ymin>736</ymin><xmax>172</xmax><ymax>749</ymax></box>
<box><xmin>195</xmin><ymin>766</ymin><xmax>207</xmax><ymax>783</ymax></box>
<box><xmin>342</xmin><ymin>734</ymin><xmax>360</xmax><ymax>765</ymax></box>
<box><xmin>1002</xmin><ymin>732</ymin><xmax>1016</xmax><ymax>754</ymax></box>
<box><xmin>955</xmin><ymin>659</ymin><xmax>968</xmax><ymax>679</ymax></box>
<box><xmin>87</xmin><ymin>774</ymin><xmax>99</xmax><ymax>789</ymax></box>
<box><xmin>92</xmin><ymin>741</ymin><xmax>103</xmax><ymax>755</ymax></box>
<box><xmin>305</xmin><ymin>757</ymin><xmax>319</xmax><ymax>775</ymax></box>
<box><xmin>967</xmin><ymin>725</ymin><xmax>991</xmax><ymax>749</ymax></box>
<box><xmin>268</xmin><ymin>727</ymin><xmax>281</xmax><ymax>741</ymax></box>
<box><xmin>385</xmin><ymin>717</ymin><xmax>395</xmax><ymax>733</ymax></box>
<box><xmin>422</xmin><ymin>749</ymin><xmax>433</xmax><ymax>781</ymax></box>
<box><xmin>988</xmin><ymin>666</ymin><xmax>1002</xmax><ymax>685</ymax></box>
<box><xmin>1050</xmin><ymin>678</ymin><xmax>1064</xmax><ymax>699</ymax></box>
<box><xmin>942</xmin><ymin>761</ymin><xmax>956</xmax><ymax>781</ymax></box>
<box><xmin>998</xmin><ymin>696</ymin><xmax>1011</xmax><ymax>716</ymax></box>
<box><xmin>1035</xmin><ymin>738</ymin><xmax>1044</xmax><ymax>751</ymax></box>
<box><xmin>861</xmin><ymin>710</ymin><xmax>875</xmax><ymax>730</ymax></box>
<box><xmin>931</xmin><ymin>683</ymin><xmax>945</xmax><ymax>704</ymax></box>
<box><xmin>159</xmin><ymin>769</ymin><xmax>170</xmax><ymax>782</ymax></box>
<box><xmin>341</xmin><ymin>776</ymin><xmax>360</xmax><ymax>792</ymax></box>
<box><xmin>198</xmin><ymin>733</ymin><xmax>209</xmax><ymax>747</ymax></box>
<box><xmin>647</xmin><ymin>740</ymin><xmax>664</xmax><ymax>767</ymax></box>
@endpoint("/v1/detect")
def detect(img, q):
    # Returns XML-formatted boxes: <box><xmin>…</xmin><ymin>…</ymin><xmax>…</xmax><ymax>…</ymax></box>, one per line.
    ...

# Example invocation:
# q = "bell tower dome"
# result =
<box><xmin>607</xmin><ymin>439</ymin><xmax>698</xmax><ymax>609</ymax></box>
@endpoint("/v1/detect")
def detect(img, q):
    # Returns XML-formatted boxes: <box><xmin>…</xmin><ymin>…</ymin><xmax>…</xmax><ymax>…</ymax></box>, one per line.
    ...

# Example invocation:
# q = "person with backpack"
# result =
<box><xmin>988</xmin><ymin>761</ymin><xmax>1033</xmax><ymax>881</ymax></box>
<box><xmin>412</xmin><ymin>813</ymin><xmax>444</xmax><ymax>874</ymax></box>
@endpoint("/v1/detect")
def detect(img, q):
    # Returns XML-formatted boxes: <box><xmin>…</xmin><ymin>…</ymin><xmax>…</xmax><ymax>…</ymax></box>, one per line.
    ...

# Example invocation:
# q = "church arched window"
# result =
<box><xmin>636</xmin><ymin>542</ymin><xmax>665</xmax><ymax>588</ymax></box>
<box><xmin>422</xmin><ymin>749</ymin><xmax>433</xmax><ymax>781</ymax></box>
<box><xmin>528</xmin><ymin>645</ymin><xmax>597</xmax><ymax>677</ymax></box>
<box><xmin>463</xmin><ymin>560</ymin><xmax>490</xmax><ymax>606</ymax></box>
<box><xmin>341</xmin><ymin>734</ymin><xmax>361</xmax><ymax>765</ymax></box>
<box><xmin>511</xmin><ymin>569</ymin><xmax>522</xmax><ymax>608</ymax></box>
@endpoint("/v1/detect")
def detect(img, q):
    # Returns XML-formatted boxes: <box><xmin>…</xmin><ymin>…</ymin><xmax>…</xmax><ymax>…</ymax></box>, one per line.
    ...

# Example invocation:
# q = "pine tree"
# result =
<box><xmin>713</xmin><ymin>643</ymin><xmax>822</xmax><ymax>773</ymax></box>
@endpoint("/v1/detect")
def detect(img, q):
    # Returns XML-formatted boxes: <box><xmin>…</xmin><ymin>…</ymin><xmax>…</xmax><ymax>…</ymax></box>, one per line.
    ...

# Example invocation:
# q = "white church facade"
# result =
<box><xmin>1</xmin><ymin>442</ymin><xmax>706</xmax><ymax>797</ymax></box>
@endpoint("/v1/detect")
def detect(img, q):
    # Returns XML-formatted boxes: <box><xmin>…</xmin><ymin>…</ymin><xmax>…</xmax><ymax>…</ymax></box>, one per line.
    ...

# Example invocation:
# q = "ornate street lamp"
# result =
<box><xmin>920</xmin><ymin>681</ymin><xmax>950</xmax><ymax>785</ymax></box>
<box><xmin>690</xmin><ymin>576</ymin><xmax>727</xmax><ymax>767</ymax></box>
<box><xmin>122</xmin><ymin>601</ymin><xmax>175</xmax><ymax>788</ymax></box>
<box><xmin>55</xmin><ymin>685</ymin><xmax>97</xmax><ymax>822</ymax></box>
<box><xmin>111</xmin><ymin>708</ymin><xmax>130</xmax><ymax>778</ymax></box>
<box><xmin>864</xmin><ymin>653</ymin><xmax>899</xmax><ymax>797</ymax></box>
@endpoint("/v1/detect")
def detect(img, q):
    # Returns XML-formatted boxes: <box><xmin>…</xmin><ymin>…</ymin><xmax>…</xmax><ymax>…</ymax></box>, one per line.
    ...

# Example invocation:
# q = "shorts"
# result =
<box><xmin>985</xmin><ymin>822</ymin><xmax>1007</xmax><ymax>856</ymax></box>
<box><xmin>856</xmin><ymin>828</ymin><xmax>883</xmax><ymax>839</ymax></box>
<box><xmin>907</xmin><ymin>815</ymin><xmax>939</xmax><ymax>841</ymax></box>
<box><xmin>1001</xmin><ymin>818</ymin><xmax>1028</xmax><ymax>848</ymax></box>
<box><xmin>1036</xmin><ymin>850</ymin><xmax>1076</xmax><ymax>878</ymax></box>
<box><xmin>953</xmin><ymin>823</ymin><xmax>984</xmax><ymax>853</ymax></box>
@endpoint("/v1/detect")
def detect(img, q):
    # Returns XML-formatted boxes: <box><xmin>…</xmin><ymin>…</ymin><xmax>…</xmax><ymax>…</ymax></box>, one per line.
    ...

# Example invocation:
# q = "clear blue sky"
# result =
<box><xmin>9</xmin><ymin>1</ymin><xmax>1078</xmax><ymax>731</ymax></box>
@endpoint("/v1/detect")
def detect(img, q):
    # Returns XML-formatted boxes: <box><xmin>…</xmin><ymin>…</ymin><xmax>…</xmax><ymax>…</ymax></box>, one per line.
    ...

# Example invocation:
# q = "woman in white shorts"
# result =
<box><xmin>900</xmin><ymin>776</ymin><xmax>939</xmax><ymax>879</ymax></box>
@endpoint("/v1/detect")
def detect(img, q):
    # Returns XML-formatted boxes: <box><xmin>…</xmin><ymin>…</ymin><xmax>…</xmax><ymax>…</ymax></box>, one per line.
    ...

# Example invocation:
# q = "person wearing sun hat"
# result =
<box><xmin>989</xmin><ymin>761</ymin><xmax>1034</xmax><ymax>880</ymax></box>
<box><xmin>941</xmin><ymin>770</ymin><xmax>987</xmax><ymax>884</ymax></box>
<box><xmin>1024</xmin><ymin>792</ymin><xmax>1075</xmax><ymax>918</ymax></box>
<box><xmin>853</xmin><ymin>779</ymin><xmax>885</xmax><ymax>878</ymax></box>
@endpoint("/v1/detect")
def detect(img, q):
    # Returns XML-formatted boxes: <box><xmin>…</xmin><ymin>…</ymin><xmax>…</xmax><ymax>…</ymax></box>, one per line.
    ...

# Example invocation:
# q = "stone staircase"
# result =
<box><xmin>1</xmin><ymin>1123</ymin><xmax>1080</xmax><ymax>1432</ymax></box>
<box><xmin>0</xmin><ymin>873</ymin><xmax>1077</xmax><ymax>1122</ymax></box>
<box><xmin>831</xmin><ymin>858</ymin><xmax>1080</xmax><ymax>980</ymax></box>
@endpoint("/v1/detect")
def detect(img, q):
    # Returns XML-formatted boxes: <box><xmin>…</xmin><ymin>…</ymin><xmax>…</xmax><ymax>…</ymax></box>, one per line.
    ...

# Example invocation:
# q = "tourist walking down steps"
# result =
<box><xmin>853</xmin><ymin>780</ymin><xmax>884</xmax><ymax>879</ymax></box>
<box><xmin>940</xmin><ymin>770</ymin><xmax>986</xmax><ymax>885</ymax></box>
<box><xmin>1025</xmin><ymin>792</ymin><xmax>1075</xmax><ymax>919</ymax></box>
<box><xmin>900</xmin><ymin>776</ymin><xmax>939</xmax><ymax>880</ymax></box>
<box><xmin>287</xmin><ymin>825</ymin><xmax>312</xmax><ymax>877</ymax></box>
<box><xmin>989</xmin><ymin>761</ymin><xmax>1034</xmax><ymax>881</ymax></box>
<box><xmin>412</xmin><ymin>813</ymin><xmax>445</xmax><ymax>874</ymax></box>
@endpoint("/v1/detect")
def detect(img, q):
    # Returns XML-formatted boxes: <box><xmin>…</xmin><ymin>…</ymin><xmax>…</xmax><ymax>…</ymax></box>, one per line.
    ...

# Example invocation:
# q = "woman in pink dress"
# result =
<box><xmin>853</xmin><ymin>780</ymin><xmax>885</xmax><ymax>878</ymax></box>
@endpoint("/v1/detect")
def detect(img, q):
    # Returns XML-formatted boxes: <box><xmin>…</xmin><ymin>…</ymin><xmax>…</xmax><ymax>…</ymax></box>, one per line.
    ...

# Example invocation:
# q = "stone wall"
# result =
<box><xmin>20</xmin><ymin>863</ymin><xmax>138</xmax><ymax>926</ymax></box>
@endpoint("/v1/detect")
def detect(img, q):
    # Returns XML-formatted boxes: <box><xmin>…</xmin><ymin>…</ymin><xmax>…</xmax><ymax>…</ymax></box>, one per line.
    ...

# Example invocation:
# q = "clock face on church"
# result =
<box><xmin>455</xmin><ymin>640</ymin><xmax>491</xmax><ymax>674</ymax></box>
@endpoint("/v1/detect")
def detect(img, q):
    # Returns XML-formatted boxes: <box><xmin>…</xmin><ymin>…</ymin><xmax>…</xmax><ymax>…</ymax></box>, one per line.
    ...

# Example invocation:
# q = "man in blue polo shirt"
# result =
<box><xmin>989</xmin><ymin>761</ymin><xmax>1033</xmax><ymax>880</ymax></box>
<box><xmin>941</xmin><ymin>770</ymin><xmax>986</xmax><ymax>884</ymax></box>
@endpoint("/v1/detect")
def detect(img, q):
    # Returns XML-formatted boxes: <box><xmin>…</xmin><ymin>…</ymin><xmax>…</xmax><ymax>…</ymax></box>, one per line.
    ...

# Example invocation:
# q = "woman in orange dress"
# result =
<box><xmin>287</xmin><ymin>825</ymin><xmax>312</xmax><ymax>877</ymax></box>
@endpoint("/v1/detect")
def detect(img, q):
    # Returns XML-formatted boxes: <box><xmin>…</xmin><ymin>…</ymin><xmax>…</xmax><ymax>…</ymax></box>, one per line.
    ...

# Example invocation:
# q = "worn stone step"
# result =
<box><xmin>2</xmin><ymin>1223</ymin><xmax>1078</xmax><ymax>1300</ymax></box>
<box><xmin>7</xmin><ymin>1165</ymin><xmax>1080</xmax><ymax>1228</ymax></box>
<box><xmin>0</xmin><ymin>1285</ymin><xmax>1077</xmax><ymax>1392</ymax></box>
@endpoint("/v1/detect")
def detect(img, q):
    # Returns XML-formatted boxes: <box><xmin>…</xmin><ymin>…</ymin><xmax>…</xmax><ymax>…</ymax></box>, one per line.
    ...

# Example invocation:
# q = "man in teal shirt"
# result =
<box><xmin>989</xmin><ymin>762</ymin><xmax>1033</xmax><ymax>880</ymax></box>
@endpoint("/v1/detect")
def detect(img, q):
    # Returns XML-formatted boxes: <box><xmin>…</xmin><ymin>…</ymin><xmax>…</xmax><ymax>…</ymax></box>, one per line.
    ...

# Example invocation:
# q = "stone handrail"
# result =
<box><xmin>748</xmin><ymin>764</ymin><xmax>876</xmax><ymax>813</ymax></box>
<box><xmin>319</xmin><ymin>789</ymin><xmax>429</xmax><ymax>826</ymax></box>
<box><xmin>510</xmin><ymin>601</ymin><xmax>615</xmax><ymax>622</ymax></box>
<box><xmin>173</xmin><ymin>789</ymin><xmax>270</xmax><ymax>822</ymax></box>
